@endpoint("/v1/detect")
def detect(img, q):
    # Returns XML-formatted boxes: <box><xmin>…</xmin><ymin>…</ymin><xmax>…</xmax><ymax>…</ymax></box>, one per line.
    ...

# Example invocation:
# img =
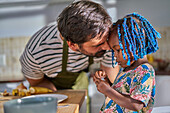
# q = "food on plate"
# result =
<box><xmin>18</xmin><ymin>90</ymin><xmax>26</xmax><ymax>96</ymax></box>
<box><xmin>12</xmin><ymin>83</ymin><xmax>27</xmax><ymax>96</ymax></box>
<box><xmin>12</xmin><ymin>89</ymin><xmax>19</xmax><ymax>96</ymax></box>
<box><xmin>16</xmin><ymin>83</ymin><xmax>27</xmax><ymax>91</ymax></box>
<box><xmin>29</xmin><ymin>87</ymin><xmax>53</xmax><ymax>94</ymax></box>
<box><xmin>2</xmin><ymin>89</ymin><xmax>9</xmax><ymax>96</ymax></box>
<box><xmin>18</xmin><ymin>89</ymin><xmax>31</xmax><ymax>96</ymax></box>
<box><xmin>12</xmin><ymin>83</ymin><xmax>30</xmax><ymax>96</ymax></box>
<box><xmin>10</xmin><ymin>83</ymin><xmax>53</xmax><ymax>97</ymax></box>
<box><xmin>25</xmin><ymin>90</ymin><xmax>31</xmax><ymax>96</ymax></box>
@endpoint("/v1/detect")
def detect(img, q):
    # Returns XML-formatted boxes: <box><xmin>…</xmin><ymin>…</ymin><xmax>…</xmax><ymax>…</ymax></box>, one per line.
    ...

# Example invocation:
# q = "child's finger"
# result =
<box><xmin>93</xmin><ymin>76</ymin><xmax>100</xmax><ymax>85</ymax></box>
<box><xmin>98</xmin><ymin>70</ymin><xmax>107</xmax><ymax>78</ymax></box>
<box><xmin>102</xmin><ymin>70</ymin><xmax>107</xmax><ymax>78</ymax></box>
<box><xmin>93</xmin><ymin>74</ymin><xmax>98</xmax><ymax>82</ymax></box>
<box><xmin>95</xmin><ymin>71</ymin><xmax>101</xmax><ymax>79</ymax></box>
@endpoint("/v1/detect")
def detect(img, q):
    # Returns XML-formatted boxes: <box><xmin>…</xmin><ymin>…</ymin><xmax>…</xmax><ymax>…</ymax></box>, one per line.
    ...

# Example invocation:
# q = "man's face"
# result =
<box><xmin>77</xmin><ymin>29</ymin><xmax>110</xmax><ymax>57</ymax></box>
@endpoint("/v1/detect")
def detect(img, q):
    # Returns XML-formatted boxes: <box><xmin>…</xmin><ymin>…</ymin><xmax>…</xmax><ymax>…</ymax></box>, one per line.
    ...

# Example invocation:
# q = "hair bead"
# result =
<box><xmin>112</xmin><ymin>13</ymin><xmax>161</xmax><ymax>66</ymax></box>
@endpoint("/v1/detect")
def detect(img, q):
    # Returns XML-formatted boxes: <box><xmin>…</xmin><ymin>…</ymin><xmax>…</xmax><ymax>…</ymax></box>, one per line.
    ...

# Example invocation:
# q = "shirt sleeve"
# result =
<box><xmin>130</xmin><ymin>66</ymin><xmax>155</xmax><ymax>107</ymax></box>
<box><xmin>19</xmin><ymin>47</ymin><xmax>44</xmax><ymax>79</ymax></box>
<box><xmin>94</xmin><ymin>50</ymin><xmax>117</xmax><ymax>67</ymax></box>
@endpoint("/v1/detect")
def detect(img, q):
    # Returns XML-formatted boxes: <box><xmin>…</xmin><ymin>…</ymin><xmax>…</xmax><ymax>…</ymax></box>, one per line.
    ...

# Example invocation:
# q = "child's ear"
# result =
<box><xmin>67</xmin><ymin>41</ymin><xmax>79</xmax><ymax>51</ymax></box>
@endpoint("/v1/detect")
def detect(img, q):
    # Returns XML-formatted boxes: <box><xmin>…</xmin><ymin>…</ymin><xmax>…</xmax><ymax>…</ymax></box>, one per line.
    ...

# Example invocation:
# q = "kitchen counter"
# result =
<box><xmin>0</xmin><ymin>89</ymin><xmax>86</xmax><ymax>113</ymax></box>
<box><xmin>56</xmin><ymin>89</ymin><xmax>86</xmax><ymax>113</ymax></box>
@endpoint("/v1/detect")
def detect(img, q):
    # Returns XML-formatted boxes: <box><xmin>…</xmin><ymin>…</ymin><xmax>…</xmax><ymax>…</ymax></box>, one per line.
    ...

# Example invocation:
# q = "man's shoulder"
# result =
<box><xmin>47</xmin><ymin>21</ymin><xmax>57</xmax><ymax>27</ymax></box>
<box><xmin>39</xmin><ymin>22</ymin><xmax>61</xmax><ymax>43</ymax></box>
<box><xmin>33</xmin><ymin>21</ymin><xmax>59</xmax><ymax>40</ymax></box>
<box><xmin>26</xmin><ymin>22</ymin><xmax>62</xmax><ymax>53</ymax></box>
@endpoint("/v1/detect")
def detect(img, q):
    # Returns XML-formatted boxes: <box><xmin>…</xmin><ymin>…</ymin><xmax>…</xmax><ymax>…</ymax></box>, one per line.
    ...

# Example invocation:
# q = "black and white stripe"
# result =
<box><xmin>20</xmin><ymin>22</ymin><xmax>113</xmax><ymax>79</ymax></box>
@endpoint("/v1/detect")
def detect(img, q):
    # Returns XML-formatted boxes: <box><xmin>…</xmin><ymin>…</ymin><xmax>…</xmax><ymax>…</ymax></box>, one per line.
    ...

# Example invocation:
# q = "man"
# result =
<box><xmin>20</xmin><ymin>0</ymin><xmax>119</xmax><ymax>92</ymax></box>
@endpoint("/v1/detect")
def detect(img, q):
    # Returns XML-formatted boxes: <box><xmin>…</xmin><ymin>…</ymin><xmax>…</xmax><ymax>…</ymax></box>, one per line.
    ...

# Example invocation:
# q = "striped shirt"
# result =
<box><xmin>20</xmin><ymin>22</ymin><xmax>114</xmax><ymax>79</ymax></box>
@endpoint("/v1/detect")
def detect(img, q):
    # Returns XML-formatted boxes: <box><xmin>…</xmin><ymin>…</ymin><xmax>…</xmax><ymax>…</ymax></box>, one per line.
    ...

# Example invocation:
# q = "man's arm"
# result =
<box><xmin>100</xmin><ymin>64</ymin><xmax>119</xmax><ymax>83</ymax></box>
<box><xmin>20</xmin><ymin>48</ymin><xmax>57</xmax><ymax>91</ymax></box>
<box><xmin>26</xmin><ymin>77</ymin><xmax>57</xmax><ymax>91</ymax></box>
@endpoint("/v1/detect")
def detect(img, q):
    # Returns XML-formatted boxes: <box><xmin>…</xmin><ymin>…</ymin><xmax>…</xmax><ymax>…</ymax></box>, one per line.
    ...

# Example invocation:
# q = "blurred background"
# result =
<box><xmin>0</xmin><ymin>0</ymin><xmax>170</xmax><ymax>112</ymax></box>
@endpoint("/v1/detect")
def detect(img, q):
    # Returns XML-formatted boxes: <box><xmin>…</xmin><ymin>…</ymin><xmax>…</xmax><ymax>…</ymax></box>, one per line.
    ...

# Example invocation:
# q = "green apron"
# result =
<box><xmin>47</xmin><ymin>40</ymin><xmax>93</xmax><ymax>113</ymax></box>
<box><xmin>47</xmin><ymin>40</ymin><xmax>93</xmax><ymax>90</ymax></box>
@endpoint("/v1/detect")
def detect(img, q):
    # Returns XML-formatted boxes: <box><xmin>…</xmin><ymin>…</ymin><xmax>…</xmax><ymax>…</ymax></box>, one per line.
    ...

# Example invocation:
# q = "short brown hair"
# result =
<box><xmin>57</xmin><ymin>0</ymin><xmax>112</xmax><ymax>44</ymax></box>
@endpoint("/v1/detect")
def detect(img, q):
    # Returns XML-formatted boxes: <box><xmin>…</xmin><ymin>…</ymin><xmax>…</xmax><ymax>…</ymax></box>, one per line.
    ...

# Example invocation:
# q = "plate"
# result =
<box><xmin>22</xmin><ymin>94</ymin><xmax>68</xmax><ymax>103</ymax></box>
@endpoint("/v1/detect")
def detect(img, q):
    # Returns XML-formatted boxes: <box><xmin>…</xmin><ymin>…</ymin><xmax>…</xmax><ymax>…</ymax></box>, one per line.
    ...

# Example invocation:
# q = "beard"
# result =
<box><xmin>94</xmin><ymin>50</ymin><xmax>106</xmax><ymax>58</ymax></box>
<box><xmin>78</xmin><ymin>46</ymin><xmax>106</xmax><ymax>58</ymax></box>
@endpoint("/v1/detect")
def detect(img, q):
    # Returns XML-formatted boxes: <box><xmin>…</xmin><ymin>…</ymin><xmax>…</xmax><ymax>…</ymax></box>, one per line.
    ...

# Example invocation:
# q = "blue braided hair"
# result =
<box><xmin>112</xmin><ymin>12</ymin><xmax>161</xmax><ymax>66</ymax></box>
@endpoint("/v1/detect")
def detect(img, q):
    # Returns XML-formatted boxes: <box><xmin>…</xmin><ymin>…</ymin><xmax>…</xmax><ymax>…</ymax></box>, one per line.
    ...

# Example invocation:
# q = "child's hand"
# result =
<box><xmin>94</xmin><ymin>70</ymin><xmax>107</xmax><ymax>80</ymax></box>
<box><xmin>93</xmin><ymin>70</ymin><xmax>111</xmax><ymax>94</ymax></box>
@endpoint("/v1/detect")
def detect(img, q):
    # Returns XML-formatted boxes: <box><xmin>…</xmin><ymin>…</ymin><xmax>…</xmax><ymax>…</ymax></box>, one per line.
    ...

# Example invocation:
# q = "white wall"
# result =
<box><xmin>116</xmin><ymin>0</ymin><xmax>170</xmax><ymax>27</ymax></box>
<box><xmin>0</xmin><ymin>1</ymin><xmax>72</xmax><ymax>38</ymax></box>
<box><xmin>1</xmin><ymin>0</ymin><xmax>170</xmax><ymax>38</ymax></box>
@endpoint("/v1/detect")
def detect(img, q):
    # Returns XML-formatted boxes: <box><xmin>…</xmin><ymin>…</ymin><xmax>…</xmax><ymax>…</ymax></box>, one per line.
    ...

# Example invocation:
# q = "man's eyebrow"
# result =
<box><xmin>97</xmin><ymin>42</ymin><xmax>105</xmax><ymax>47</ymax></box>
<box><xmin>112</xmin><ymin>45</ymin><xmax>120</xmax><ymax>48</ymax></box>
<box><xmin>92</xmin><ymin>41</ymin><xmax>104</xmax><ymax>47</ymax></box>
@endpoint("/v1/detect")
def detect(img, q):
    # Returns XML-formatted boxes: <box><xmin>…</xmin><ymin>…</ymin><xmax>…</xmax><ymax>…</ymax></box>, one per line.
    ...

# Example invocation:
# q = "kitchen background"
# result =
<box><xmin>0</xmin><ymin>0</ymin><xmax>170</xmax><ymax>112</ymax></box>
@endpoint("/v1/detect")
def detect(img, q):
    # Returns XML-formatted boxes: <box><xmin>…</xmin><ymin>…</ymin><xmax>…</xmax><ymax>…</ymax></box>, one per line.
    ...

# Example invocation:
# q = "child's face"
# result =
<box><xmin>108</xmin><ymin>28</ymin><xmax>134</xmax><ymax>68</ymax></box>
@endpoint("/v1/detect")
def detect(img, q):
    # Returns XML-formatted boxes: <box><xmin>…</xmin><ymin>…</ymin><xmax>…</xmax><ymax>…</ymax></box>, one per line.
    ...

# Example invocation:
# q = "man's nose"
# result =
<box><xmin>101</xmin><ymin>41</ymin><xmax>110</xmax><ymax>50</ymax></box>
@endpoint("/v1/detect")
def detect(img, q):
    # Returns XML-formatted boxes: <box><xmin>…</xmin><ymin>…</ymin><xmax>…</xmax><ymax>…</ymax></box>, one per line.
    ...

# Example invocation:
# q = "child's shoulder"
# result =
<box><xmin>140</xmin><ymin>63</ymin><xmax>154</xmax><ymax>70</ymax></box>
<box><xmin>121</xmin><ymin>63</ymin><xmax>155</xmax><ymax>75</ymax></box>
<box><xmin>134</xmin><ymin>63</ymin><xmax>155</xmax><ymax>74</ymax></box>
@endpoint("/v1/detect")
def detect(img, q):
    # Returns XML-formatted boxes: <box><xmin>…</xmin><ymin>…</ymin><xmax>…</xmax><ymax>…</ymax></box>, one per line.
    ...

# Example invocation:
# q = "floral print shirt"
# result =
<box><xmin>100</xmin><ymin>63</ymin><xmax>156</xmax><ymax>113</ymax></box>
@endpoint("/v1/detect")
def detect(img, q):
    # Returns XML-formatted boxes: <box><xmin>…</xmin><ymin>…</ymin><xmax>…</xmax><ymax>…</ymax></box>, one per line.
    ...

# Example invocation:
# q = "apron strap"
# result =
<box><xmin>62</xmin><ymin>39</ymin><xmax>68</xmax><ymax>72</ymax></box>
<box><xmin>48</xmin><ymin>39</ymin><xmax>93</xmax><ymax>89</ymax></box>
<box><xmin>88</xmin><ymin>56</ymin><xmax>93</xmax><ymax>70</ymax></box>
<box><xmin>62</xmin><ymin>40</ymin><xmax>93</xmax><ymax>72</ymax></box>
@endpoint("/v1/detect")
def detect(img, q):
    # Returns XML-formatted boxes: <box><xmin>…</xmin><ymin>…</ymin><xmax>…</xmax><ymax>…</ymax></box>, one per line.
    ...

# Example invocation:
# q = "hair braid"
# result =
<box><xmin>112</xmin><ymin>12</ymin><xmax>161</xmax><ymax>66</ymax></box>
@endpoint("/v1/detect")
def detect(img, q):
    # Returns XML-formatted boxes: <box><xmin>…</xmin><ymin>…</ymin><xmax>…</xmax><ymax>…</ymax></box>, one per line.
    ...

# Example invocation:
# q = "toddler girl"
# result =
<box><xmin>93</xmin><ymin>13</ymin><xmax>161</xmax><ymax>113</ymax></box>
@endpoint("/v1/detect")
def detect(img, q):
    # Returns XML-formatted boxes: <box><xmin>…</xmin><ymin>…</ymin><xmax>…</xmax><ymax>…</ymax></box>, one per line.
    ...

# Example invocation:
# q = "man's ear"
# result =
<box><xmin>67</xmin><ymin>41</ymin><xmax>79</xmax><ymax>51</ymax></box>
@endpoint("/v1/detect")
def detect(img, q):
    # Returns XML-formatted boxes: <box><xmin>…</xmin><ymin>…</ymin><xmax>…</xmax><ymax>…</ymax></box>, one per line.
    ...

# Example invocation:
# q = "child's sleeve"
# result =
<box><xmin>130</xmin><ymin>67</ymin><xmax>155</xmax><ymax>107</ymax></box>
